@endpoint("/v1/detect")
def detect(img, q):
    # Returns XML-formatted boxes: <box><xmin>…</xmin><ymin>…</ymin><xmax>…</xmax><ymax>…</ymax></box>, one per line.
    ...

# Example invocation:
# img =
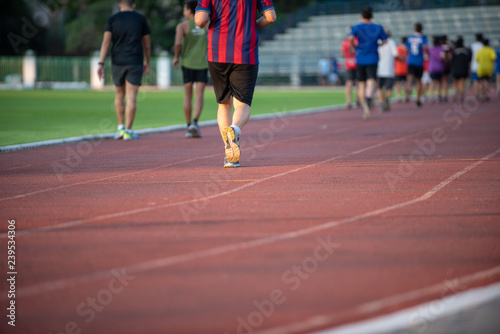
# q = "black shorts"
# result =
<box><xmin>182</xmin><ymin>67</ymin><xmax>208</xmax><ymax>84</ymax></box>
<box><xmin>408</xmin><ymin>65</ymin><xmax>424</xmax><ymax>79</ymax></box>
<box><xmin>208</xmin><ymin>62</ymin><xmax>259</xmax><ymax>106</ymax></box>
<box><xmin>356</xmin><ymin>64</ymin><xmax>377</xmax><ymax>82</ymax></box>
<box><xmin>378</xmin><ymin>77</ymin><xmax>395</xmax><ymax>90</ymax></box>
<box><xmin>453</xmin><ymin>73</ymin><xmax>468</xmax><ymax>80</ymax></box>
<box><xmin>430</xmin><ymin>73</ymin><xmax>443</xmax><ymax>81</ymax></box>
<box><xmin>112</xmin><ymin>64</ymin><xmax>143</xmax><ymax>86</ymax></box>
<box><xmin>345</xmin><ymin>69</ymin><xmax>356</xmax><ymax>82</ymax></box>
<box><xmin>395</xmin><ymin>75</ymin><xmax>406</xmax><ymax>82</ymax></box>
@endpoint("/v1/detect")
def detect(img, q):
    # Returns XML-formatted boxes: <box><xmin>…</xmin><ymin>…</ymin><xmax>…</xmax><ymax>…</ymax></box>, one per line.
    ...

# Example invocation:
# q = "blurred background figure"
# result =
<box><xmin>441</xmin><ymin>35</ymin><xmax>453</xmax><ymax>102</ymax></box>
<box><xmin>341</xmin><ymin>29</ymin><xmax>357</xmax><ymax>108</ymax></box>
<box><xmin>428</xmin><ymin>35</ymin><xmax>445</xmax><ymax>103</ymax></box>
<box><xmin>395</xmin><ymin>36</ymin><xmax>408</xmax><ymax>103</ymax></box>
<box><xmin>329</xmin><ymin>56</ymin><xmax>340</xmax><ymax>85</ymax></box>
<box><xmin>476</xmin><ymin>39</ymin><xmax>497</xmax><ymax>101</ymax></box>
<box><xmin>495</xmin><ymin>39</ymin><xmax>500</xmax><ymax>96</ymax></box>
<box><xmin>318</xmin><ymin>56</ymin><xmax>330</xmax><ymax>86</ymax></box>
<box><xmin>451</xmin><ymin>37</ymin><xmax>472</xmax><ymax>103</ymax></box>
<box><xmin>470</xmin><ymin>33</ymin><xmax>484</xmax><ymax>99</ymax></box>
<box><xmin>376</xmin><ymin>29</ymin><xmax>398</xmax><ymax>112</ymax></box>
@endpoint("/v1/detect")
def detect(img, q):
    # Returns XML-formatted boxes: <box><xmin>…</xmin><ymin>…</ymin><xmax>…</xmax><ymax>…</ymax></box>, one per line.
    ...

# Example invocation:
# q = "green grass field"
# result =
<box><xmin>0</xmin><ymin>88</ymin><xmax>347</xmax><ymax>146</ymax></box>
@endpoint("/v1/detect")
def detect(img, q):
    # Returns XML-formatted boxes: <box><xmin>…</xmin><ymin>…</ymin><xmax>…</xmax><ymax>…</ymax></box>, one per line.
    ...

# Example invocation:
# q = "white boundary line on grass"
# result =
<box><xmin>0</xmin><ymin>104</ymin><xmax>343</xmax><ymax>153</ymax></box>
<box><xmin>10</xmin><ymin>146</ymin><xmax>500</xmax><ymax>299</ymax></box>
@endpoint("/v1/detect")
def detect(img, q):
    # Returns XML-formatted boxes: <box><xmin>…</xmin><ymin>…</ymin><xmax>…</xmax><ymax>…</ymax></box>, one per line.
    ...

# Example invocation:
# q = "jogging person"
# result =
<box><xmin>341</xmin><ymin>30</ymin><xmax>357</xmax><ymax>108</ymax></box>
<box><xmin>476</xmin><ymin>39</ymin><xmax>497</xmax><ymax>101</ymax></box>
<box><xmin>98</xmin><ymin>0</ymin><xmax>151</xmax><ymax>140</ymax></box>
<box><xmin>451</xmin><ymin>37</ymin><xmax>471</xmax><ymax>103</ymax></box>
<box><xmin>195</xmin><ymin>0</ymin><xmax>276</xmax><ymax>168</ymax></box>
<box><xmin>173</xmin><ymin>0</ymin><xmax>208</xmax><ymax>138</ymax></box>
<box><xmin>428</xmin><ymin>35</ymin><xmax>445</xmax><ymax>103</ymax></box>
<box><xmin>470</xmin><ymin>33</ymin><xmax>484</xmax><ymax>99</ymax></box>
<box><xmin>376</xmin><ymin>28</ymin><xmax>397</xmax><ymax>112</ymax></box>
<box><xmin>495</xmin><ymin>39</ymin><xmax>500</xmax><ymax>96</ymax></box>
<box><xmin>349</xmin><ymin>6</ymin><xmax>387</xmax><ymax>120</ymax></box>
<box><xmin>405</xmin><ymin>23</ymin><xmax>428</xmax><ymax>107</ymax></box>
<box><xmin>395</xmin><ymin>36</ymin><xmax>408</xmax><ymax>103</ymax></box>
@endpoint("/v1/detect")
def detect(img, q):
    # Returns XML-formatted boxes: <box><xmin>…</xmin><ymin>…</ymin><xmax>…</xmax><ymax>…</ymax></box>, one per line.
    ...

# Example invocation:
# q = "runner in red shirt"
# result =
<box><xmin>341</xmin><ymin>33</ymin><xmax>357</xmax><ymax>108</ymax></box>
<box><xmin>394</xmin><ymin>37</ymin><xmax>408</xmax><ymax>103</ymax></box>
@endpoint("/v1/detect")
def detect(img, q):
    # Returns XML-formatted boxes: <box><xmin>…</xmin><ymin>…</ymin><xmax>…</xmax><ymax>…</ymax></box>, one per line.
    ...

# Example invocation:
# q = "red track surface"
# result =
<box><xmin>1</xmin><ymin>96</ymin><xmax>500</xmax><ymax>334</ymax></box>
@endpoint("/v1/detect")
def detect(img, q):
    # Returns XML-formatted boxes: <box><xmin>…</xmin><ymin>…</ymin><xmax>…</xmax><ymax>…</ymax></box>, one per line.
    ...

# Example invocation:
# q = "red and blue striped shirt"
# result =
<box><xmin>196</xmin><ymin>0</ymin><xmax>274</xmax><ymax>65</ymax></box>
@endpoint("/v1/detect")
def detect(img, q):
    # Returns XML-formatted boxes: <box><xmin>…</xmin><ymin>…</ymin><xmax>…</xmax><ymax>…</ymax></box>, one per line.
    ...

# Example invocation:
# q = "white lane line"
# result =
<box><xmin>0</xmin><ymin>122</ymin><xmax>356</xmax><ymax>203</ymax></box>
<box><xmin>260</xmin><ymin>267</ymin><xmax>500</xmax><ymax>334</ymax></box>
<box><xmin>5</xmin><ymin>132</ymin><xmax>416</xmax><ymax>237</ymax></box>
<box><xmin>12</xmin><ymin>147</ymin><xmax>499</xmax><ymax>299</ymax></box>
<box><xmin>0</xmin><ymin>152</ymin><xmax>219</xmax><ymax>202</ymax></box>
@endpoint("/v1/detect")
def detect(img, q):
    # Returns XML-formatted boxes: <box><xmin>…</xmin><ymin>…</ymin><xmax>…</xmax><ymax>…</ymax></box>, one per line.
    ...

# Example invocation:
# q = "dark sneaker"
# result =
<box><xmin>188</xmin><ymin>123</ymin><xmax>202</xmax><ymax>138</ymax></box>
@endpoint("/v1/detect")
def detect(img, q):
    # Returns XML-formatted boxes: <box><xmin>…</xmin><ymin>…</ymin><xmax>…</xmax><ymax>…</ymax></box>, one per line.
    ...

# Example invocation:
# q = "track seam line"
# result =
<box><xmin>4</xmin><ymin>132</ymin><xmax>417</xmax><ymax>237</ymax></box>
<box><xmin>0</xmin><ymin>124</ymin><xmax>356</xmax><ymax>203</ymax></box>
<box><xmin>11</xmin><ymin>146</ymin><xmax>499</xmax><ymax>299</ymax></box>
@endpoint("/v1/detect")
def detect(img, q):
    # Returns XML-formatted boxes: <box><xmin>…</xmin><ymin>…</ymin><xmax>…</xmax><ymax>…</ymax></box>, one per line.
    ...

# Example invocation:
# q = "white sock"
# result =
<box><xmin>231</xmin><ymin>125</ymin><xmax>241</xmax><ymax>137</ymax></box>
<box><xmin>118</xmin><ymin>124</ymin><xmax>125</xmax><ymax>130</ymax></box>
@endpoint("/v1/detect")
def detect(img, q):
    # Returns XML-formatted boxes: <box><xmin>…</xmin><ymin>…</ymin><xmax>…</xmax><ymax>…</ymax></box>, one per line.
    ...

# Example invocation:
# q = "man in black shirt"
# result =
<box><xmin>97</xmin><ymin>0</ymin><xmax>151</xmax><ymax>140</ymax></box>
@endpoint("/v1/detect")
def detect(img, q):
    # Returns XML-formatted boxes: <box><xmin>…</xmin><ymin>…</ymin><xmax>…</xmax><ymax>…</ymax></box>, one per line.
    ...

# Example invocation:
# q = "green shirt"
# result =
<box><xmin>181</xmin><ymin>19</ymin><xmax>208</xmax><ymax>70</ymax></box>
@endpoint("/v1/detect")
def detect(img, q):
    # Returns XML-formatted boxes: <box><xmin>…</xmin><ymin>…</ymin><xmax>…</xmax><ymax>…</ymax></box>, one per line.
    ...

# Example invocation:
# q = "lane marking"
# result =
<box><xmin>3</xmin><ymin>132</ymin><xmax>417</xmax><ymax>237</ymax></box>
<box><xmin>259</xmin><ymin>268</ymin><xmax>500</xmax><ymax>334</ymax></box>
<box><xmin>0</xmin><ymin>124</ymin><xmax>356</xmax><ymax>203</ymax></box>
<box><xmin>11</xmin><ymin>147</ymin><xmax>499</xmax><ymax>299</ymax></box>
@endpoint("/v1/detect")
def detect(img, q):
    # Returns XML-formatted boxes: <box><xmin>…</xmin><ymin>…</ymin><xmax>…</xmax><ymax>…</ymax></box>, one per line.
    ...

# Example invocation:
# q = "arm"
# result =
<box><xmin>195</xmin><ymin>10</ymin><xmax>210</xmax><ymax>28</ymax></box>
<box><xmin>173</xmin><ymin>22</ymin><xmax>186</xmax><ymax>69</ymax></box>
<box><xmin>98</xmin><ymin>31</ymin><xmax>112</xmax><ymax>80</ymax></box>
<box><xmin>142</xmin><ymin>34</ymin><xmax>151</xmax><ymax>74</ymax></box>
<box><xmin>256</xmin><ymin>9</ymin><xmax>276</xmax><ymax>29</ymax></box>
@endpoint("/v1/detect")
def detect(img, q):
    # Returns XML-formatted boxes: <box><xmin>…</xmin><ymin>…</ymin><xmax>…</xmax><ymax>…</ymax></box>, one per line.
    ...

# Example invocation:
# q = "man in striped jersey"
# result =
<box><xmin>195</xmin><ymin>0</ymin><xmax>276</xmax><ymax>168</ymax></box>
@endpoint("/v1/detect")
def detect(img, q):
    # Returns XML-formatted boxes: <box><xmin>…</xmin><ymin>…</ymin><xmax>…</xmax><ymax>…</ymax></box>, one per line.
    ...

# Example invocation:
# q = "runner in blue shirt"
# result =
<box><xmin>349</xmin><ymin>6</ymin><xmax>387</xmax><ymax>120</ymax></box>
<box><xmin>495</xmin><ymin>39</ymin><xmax>500</xmax><ymax>96</ymax></box>
<box><xmin>405</xmin><ymin>23</ymin><xmax>428</xmax><ymax>107</ymax></box>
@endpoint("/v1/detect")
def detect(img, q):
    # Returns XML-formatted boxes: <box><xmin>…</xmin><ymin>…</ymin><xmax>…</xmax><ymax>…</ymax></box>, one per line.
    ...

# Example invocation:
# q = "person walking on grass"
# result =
<box><xmin>349</xmin><ymin>6</ymin><xmax>387</xmax><ymax>120</ymax></box>
<box><xmin>476</xmin><ymin>39</ymin><xmax>497</xmax><ymax>101</ymax></box>
<box><xmin>98</xmin><ymin>0</ymin><xmax>151</xmax><ymax>141</ymax></box>
<box><xmin>173</xmin><ymin>0</ymin><xmax>208</xmax><ymax>138</ymax></box>
<box><xmin>405</xmin><ymin>23</ymin><xmax>428</xmax><ymax>108</ymax></box>
<box><xmin>195</xmin><ymin>0</ymin><xmax>276</xmax><ymax>168</ymax></box>
<box><xmin>451</xmin><ymin>37</ymin><xmax>471</xmax><ymax>103</ymax></box>
<box><xmin>376</xmin><ymin>28</ymin><xmax>397</xmax><ymax>112</ymax></box>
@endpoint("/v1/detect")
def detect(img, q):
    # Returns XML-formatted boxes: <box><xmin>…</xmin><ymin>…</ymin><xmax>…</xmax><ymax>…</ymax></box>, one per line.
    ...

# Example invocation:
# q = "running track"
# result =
<box><xmin>0</xmin><ymin>96</ymin><xmax>499</xmax><ymax>334</ymax></box>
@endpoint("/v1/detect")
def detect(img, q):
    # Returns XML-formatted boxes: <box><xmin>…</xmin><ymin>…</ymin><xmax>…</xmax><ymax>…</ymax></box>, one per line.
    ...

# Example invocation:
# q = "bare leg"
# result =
<box><xmin>366</xmin><ymin>78</ymin><xmax>376</xmax><ymax>100</ymax></box>
<box><xmin>232</xmin><ymin>97</ymin><xmax>251</xmax><ymax>130</ymax></box>
<box><xmin>415</xmin><ymin>78</ymin><xmax>423</xmax><ymax>105</ymax></box>
<box><xmin>183</xmin><ymin>82</ymin><xmax>193</xmax><ymax>124</ymax></box>
<box><xmin>217</xmin><ymin>98</ymin><xmax>233</xmax><ymax>139</ymax></box>
<box><xmin>114</xmin><ymin>85</ymin><xmax>125</xmax><ymax>125</ymax></box>
<box><xmin>125</xmin><ymin>81</ymin><xmax>140</xmax><ymax>130</ymax></box>
<box><xmin>405</xmin><ymin>74</ymin><xmax>414</xmax><ymax>102</ymax></box>
<box><xmin>345</xmin><ymin>80</ymin><xmax>353</xmax><ymax>107</ymax></box>
<box><xmin>193</xmin><ymin>82</ymin><xmax>206</xmax><ymax>121</ymax></box>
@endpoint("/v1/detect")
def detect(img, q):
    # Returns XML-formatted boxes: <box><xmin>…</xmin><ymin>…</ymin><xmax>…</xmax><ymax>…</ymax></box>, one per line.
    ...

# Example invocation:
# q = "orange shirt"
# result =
<box><xmin>395</xmin><ymin>45</ymin><xmax>408</xmax><ymax>76</ymax></box>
